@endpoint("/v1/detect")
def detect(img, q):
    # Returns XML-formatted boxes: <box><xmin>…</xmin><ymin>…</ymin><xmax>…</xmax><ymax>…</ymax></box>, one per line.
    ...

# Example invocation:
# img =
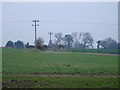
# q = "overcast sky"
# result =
<box><xmin>2</xmin><ymin>2</ymin><xmax>118</xmax><ymax>47</ymax></box>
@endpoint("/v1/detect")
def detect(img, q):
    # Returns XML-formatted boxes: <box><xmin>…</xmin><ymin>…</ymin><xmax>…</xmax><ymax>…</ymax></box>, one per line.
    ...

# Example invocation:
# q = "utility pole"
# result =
<box><xmin>32</xmin><ymin>20</ymin><xmax>39</xmax><ymax>47</ymax></box>
<box><xmin>48</xmin><ymin>32</ymin><xmax>53</xmax><ymax>48</ymax></box>
<box><xmin>48</xmin><ymin>32</ymin><xmax>53</xmax><ymax>41</ymax></box>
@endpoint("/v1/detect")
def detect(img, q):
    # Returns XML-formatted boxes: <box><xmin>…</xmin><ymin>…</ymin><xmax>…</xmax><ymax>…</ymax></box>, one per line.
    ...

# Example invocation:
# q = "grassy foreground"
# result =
<box><xmin>3</xmin><ymin>75</ymin><xmax>118</xmax><ymax>88</ymax></box>
<box><xmin>2</xmin><ymin>48</ymin><xmax>119</xmax><ymax>88</ymax></box>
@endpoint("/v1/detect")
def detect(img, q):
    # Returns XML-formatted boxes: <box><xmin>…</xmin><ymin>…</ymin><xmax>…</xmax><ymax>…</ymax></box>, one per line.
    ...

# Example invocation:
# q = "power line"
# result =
<box><xmin>1</xmin><ymin>20</ymin><xmax>118</xmax><ymax>25</ymax></box>
<box><xmin>1</xmin><ymin>20</ymin><xmax>31</xmax><ymax>23</ymax></box>
<box><xmin>40</xmin><ymin>20</ymin><xmax>118</xmax><ymax>25</ymax></box>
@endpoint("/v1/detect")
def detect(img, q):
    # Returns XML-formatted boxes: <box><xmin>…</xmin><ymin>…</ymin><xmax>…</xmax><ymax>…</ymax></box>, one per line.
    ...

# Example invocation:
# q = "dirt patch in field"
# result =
<box><xmin>42</xmin><ymin>51</ymin><xmax>70</xmax><ymax>53</ymax></box>
<box><xmin>54</xmin><ymin>64</ymin><xmax>71</xmax><ymax>66</ymax></box>
<box><xmin>7</xmin><ymin>74</ymin><xmax>120</xmax><ymax>77</ymax></box>
<box><xmin>42</xmin><ymin>51</ymin><xmax>119</xmax><ymax>56</ymax></box>
<box><xmin>3</xmin><ymin>79</ymin><xmax>38</xmax><ymax>88</ymax></box>
<box><xmin>83</xmin><ymin>53</ymin><xmax>119</xmax><ymax>56</ymax></box>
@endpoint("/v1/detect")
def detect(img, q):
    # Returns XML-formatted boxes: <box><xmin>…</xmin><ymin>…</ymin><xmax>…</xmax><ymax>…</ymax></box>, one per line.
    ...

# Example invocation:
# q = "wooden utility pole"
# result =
<box><xmin>48</xmin><ymin>32</ymin><xmax>53</xmax><ymax>41</ymax></box>
<box><xmin>32</xmin><ymin>20</ymin><xmax>39</xmax><ymax>46</ymax></box>
<box><xmin>48</xmin><ymin>32</ymin><xmax>53</xmax><ymax>48</ymax></box>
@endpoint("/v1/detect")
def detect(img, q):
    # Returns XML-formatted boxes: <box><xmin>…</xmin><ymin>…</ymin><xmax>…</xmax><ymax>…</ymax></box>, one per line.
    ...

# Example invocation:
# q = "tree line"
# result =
<box><xmin>5</xmin><ymin>32</ymin><xmax>119</xmax><ymax>50</ymax></box>
<box><xmin>51</xmin><ymin>32</ymin><xmax>93</xmax><ymax>49</ymax></box>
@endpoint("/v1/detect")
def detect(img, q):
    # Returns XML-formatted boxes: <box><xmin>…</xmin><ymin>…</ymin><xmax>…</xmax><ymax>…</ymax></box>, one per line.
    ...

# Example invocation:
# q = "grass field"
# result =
<box><xmin>2</xmin><ymin>48</ymin><xmax>119</xmax><ymax>88</ymax></box>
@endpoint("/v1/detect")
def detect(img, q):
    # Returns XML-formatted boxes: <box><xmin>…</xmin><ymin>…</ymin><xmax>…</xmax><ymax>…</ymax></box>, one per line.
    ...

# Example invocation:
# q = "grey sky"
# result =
<box><xmin>2</xmin><ymin>2</ymin><xmax>118</xmax><ymax>47</ymax></box>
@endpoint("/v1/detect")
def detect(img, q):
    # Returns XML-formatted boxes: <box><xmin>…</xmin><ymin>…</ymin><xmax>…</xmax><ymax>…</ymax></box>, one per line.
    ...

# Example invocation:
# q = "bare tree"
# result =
<box><xmin>54</xmin><ymin>32</ymin><xmax>63</xmax><ymax>45</ymax></box>
<box><xmin>72</xmin><ymin>32</ymin><xmax>79</xmax><ymax>48</ymax></box>
<box><xmin>35</xmin><ymin>37</ymin><xmax>44</xmax><ymax>49</ymax></box>
<box><xmin>71</xmin><ymin>32</ymin><xmax>84</xmax><ymax>48</ymax></box>
<box><xmin>82</xmin><ymin>32</ymin><xmax>94</xmax><ymax>49</ymax></box>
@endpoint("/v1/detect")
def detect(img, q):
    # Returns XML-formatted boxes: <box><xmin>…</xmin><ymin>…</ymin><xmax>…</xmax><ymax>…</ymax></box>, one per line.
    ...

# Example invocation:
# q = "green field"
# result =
<box><xmin>2</xmin><ymin>48</ymin><xmax>119</xmax><ymax>88</ymax></box>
